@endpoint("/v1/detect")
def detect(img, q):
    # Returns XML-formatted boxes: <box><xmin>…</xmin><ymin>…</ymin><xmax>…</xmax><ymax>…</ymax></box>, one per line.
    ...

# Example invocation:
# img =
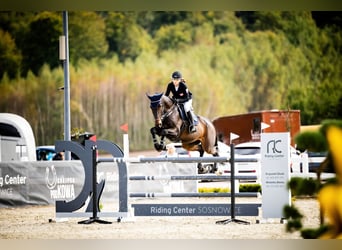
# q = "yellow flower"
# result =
<box><xmin>318</xmin><ymin>184</ymin><xmax>342</xmax><ymax>238</ymax></box>
<box><xmin>318</xmin><ymin>125</ymin><xmax>342</xmax><ymax>239</ymax></box>
<box><xmin>326</xmin><ymin>125</ymin><xmax>342</xmax><ymax>178</ymax></box>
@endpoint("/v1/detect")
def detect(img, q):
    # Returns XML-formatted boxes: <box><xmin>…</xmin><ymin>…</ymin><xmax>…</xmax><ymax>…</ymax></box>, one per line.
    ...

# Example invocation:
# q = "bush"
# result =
<box><xmin>198</xmin><ymin>187</ymin><xmax>230</xmax><ymax>193</ymax></box>
<box><xmin>287</xmin><ymin>177</ymin><xmax>319</xmax><ymax>197</ymax></box>
<box><xmin>239</xmin><ymin>183</ymin><xmax>261</xmax><ymax>193</ymax></box>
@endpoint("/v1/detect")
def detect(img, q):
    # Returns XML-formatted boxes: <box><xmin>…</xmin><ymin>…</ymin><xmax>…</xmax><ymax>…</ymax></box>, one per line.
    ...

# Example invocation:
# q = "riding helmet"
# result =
<box><xmin>172</xmin><ymin>71</ymin><xmax>182</xmax><ymax>79</ymax></box>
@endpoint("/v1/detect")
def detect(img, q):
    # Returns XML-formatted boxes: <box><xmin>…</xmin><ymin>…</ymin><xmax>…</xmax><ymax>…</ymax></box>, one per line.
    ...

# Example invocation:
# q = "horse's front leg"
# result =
<box><xmin>159</xmin><ymin>135</ymin><xmax>166</xmax><ymax>151</ymax></box>
<box><xmin>150</xmin><ymin>127</ymin><xmax>165</xmax><ymax>151</ymax></box>
<box><xmin>161</xmin><ymin>127</ymin><xmax>179</xmax><ymax>138</ymax></box>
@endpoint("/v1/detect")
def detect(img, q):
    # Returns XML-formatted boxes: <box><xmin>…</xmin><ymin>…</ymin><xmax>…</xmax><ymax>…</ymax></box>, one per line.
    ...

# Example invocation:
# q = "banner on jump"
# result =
<box><xmin>131</xmin><ymin>203</ymin><xmax>261</xmax><ymax>216</ymax></box>
<box><xmin>0</xmin><ymin>161</ymin><xmax>84</xmax><ymax>207</ymax></box>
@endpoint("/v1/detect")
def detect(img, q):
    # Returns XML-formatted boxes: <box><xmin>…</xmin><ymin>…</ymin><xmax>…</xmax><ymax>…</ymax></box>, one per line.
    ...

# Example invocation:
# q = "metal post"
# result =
<box><xmin>230</xmin><ymin>143</ymin><xmax>236</xmax><ymax>218</ymax></box>
<box><xmin>78</xmin><ymin>145</ymin><xmax>111</xmax><ymax>224</ymax></box>
<box><xmin>216</xmin><ymin>143</ymin><xmax>250</xmax><ymax>225</ymax></box>
<box><xmin>62</xmin><ymin>11</ymin><xmax>71</xmax><ymax>160</ymax></box>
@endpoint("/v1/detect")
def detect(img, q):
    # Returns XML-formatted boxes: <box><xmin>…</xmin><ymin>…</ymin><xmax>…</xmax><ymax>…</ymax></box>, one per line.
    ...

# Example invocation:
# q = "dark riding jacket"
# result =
<box><xmin>165</xmin><ymin>81</ymin><xmax>192</xmax><ymax>103</ymax></box>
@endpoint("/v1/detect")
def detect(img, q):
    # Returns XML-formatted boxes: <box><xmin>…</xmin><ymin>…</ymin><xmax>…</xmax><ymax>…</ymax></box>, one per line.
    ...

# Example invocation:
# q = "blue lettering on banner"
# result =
<box><xmin>131</xmin><ymin>203</ymin><xmax>261</xmax><ymax>216</ymax></box>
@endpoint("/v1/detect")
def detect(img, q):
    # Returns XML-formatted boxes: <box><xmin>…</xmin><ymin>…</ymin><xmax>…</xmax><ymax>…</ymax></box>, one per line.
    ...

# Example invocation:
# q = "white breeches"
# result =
<box><xmin>183</xmin><ymin>99</ymin><xmax>192</xmax><ymax>113</ymax></box>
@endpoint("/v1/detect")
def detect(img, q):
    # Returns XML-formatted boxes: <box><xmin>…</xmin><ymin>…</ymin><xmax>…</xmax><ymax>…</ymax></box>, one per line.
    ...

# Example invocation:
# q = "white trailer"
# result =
<box><xmin>0</xmin><ymin>113</ymin><xmax>36</xmax><ymax>161</ymax></box>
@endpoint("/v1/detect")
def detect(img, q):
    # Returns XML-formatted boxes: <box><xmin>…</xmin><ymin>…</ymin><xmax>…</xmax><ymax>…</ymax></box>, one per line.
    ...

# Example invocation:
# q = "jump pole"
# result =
<box><xmin>97</xmin><ymin>156</ymin><xmax>257</xmax><ymax>164</ymax></box>
<box><xmin>129</xmin><ymin>192</ymin><xmax>258</xmax><ymax>198</ymax></box>
<box><xmin>129</xmin><ymin>175</ymin><xmax>257</xmax><ymax>181</ymax></box>
<box><xmin>123</xmin><ymin>134</ymin><xmax>129</xmax><ymax>159</ymax></box>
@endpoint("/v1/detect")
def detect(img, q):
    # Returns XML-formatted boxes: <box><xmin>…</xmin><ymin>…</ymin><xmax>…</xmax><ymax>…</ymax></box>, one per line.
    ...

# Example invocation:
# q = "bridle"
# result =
<box><xmin>152</xmin><ymin>97</ymin><xmax>177</xmax><ymax>127</ymax></box>
<box><xmin>161</xmin><ymin>103</ymin><xmax>176</xmax><ymax>121</ymax></box>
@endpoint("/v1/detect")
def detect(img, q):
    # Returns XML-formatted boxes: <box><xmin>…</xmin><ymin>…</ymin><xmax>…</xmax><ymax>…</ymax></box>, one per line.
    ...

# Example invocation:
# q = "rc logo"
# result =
<box><xmin>266</xmin><ymin>140</ymin><xmax>282</xmax><ymax>154</ymax></box>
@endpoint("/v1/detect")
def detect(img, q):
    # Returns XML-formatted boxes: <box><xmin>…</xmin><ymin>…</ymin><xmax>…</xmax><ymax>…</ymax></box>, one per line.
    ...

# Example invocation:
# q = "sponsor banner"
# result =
<box><xmin>0</xmin><ymin>160</ymin><xmax>197</xmax><ymax>208</ymax></box>
<box><xmin>0</xmin><ymin>161</ymin><xmax>84</xmax><ymax>207</ymax></box>
<box><xmin>261</xmin><ymin>132</ymin><xmax>291</xmax><ymax>219</ymax></box>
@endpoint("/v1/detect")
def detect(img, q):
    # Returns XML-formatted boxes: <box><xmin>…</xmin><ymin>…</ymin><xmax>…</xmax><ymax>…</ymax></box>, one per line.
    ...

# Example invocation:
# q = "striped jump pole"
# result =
<box><xmin>98</xmin><ymin>156</ymin><xmax>258</xmax><ymax>164</ymax></box>
<box><xmin>98</xmin><ymin>156</ymin><xmax>230</xmax><ymax>163</ymax></box>
<box><xmin>130</xmin><ymin>192</ymin><xmax>259</xmax><ymax>198</ymax></box>
<box><xmin>129</xmin><ymin>174</ymin><xmax>257</xmax><ymax>181</ymax></box>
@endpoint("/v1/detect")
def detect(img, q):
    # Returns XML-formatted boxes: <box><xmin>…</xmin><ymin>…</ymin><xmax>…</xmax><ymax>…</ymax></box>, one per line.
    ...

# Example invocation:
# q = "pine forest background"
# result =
<box><xmin>0</xmin><ymin>11</ymin><xmax>341</xmax><ymax>150</ymax></box>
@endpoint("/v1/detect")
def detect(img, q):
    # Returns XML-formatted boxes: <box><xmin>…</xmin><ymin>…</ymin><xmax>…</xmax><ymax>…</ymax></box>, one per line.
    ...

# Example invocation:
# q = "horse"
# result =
<box><xmin>146</xmin><ymin>92</ymin><xmax>219</xmax><ymax>173</ymax></box>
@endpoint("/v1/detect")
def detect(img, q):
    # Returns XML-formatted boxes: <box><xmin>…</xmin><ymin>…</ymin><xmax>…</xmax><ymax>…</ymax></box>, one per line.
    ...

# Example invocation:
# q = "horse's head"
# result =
<box><xmin>146</xmin><ymin>92</ymin><xmax>164</xmax><ymax>128</ymax></box>
<box><xmin>146</xmin><ymin>92</ymin><xmax>175</xmax><ymax>128</ymax></box>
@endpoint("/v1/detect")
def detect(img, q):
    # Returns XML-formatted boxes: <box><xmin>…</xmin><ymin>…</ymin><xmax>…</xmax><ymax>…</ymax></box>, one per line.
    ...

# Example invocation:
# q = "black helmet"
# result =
<box><xmin>171</xmin><ymin>71</ymin><xmax>182</xmax><ymax>79</ymax></box>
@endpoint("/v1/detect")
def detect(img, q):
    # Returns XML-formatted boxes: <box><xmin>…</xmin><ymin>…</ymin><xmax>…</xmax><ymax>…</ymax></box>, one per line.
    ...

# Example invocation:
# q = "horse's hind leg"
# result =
<box><xmin>202</xmin><ymin>137</ymin><xmax>220</xmax><ymax>174</ymax></box>
<box><xmin>211</xmin><ymin>136</ymin><xmax>220</xmax><ymax>172</ymax></box>
<box><xmin>197</xmin><ymin>149</ymin><xmax>208</xmax><ymax>174</ymax></box>
<box><xmin>212</xmin><ymin>135</ymin><xmax>219</xmax><ymax>157</ymax></box>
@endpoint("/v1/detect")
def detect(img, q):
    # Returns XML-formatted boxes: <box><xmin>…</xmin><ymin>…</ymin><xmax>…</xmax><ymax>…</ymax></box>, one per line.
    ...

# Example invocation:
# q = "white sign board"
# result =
<box><xmin>261</xmin><ymin>132</ymin><xmax>291</xmax><ymax>219</ymax></box>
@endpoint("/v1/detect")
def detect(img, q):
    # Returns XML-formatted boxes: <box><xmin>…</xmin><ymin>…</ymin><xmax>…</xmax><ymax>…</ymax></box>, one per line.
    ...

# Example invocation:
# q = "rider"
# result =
<box><xmin>165</xmin><ymin>71</ymin><xmax>196</xmax><ymax>133</ymax></box>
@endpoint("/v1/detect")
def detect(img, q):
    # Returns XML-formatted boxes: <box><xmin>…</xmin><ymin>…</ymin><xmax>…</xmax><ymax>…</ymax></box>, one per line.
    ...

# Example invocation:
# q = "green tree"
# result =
<box><xmin>0</xmin><ymin>12</ymin><xmax>35</xmax><ymax>77</ymax></box>
<box><xmin>68</xmin><ymin>12</ymin><xmax>108</xmax><ymax>64</ymax></box>
<box><xmin>155</xmin><ymin>22</ymin><xmax>193</xmax><ymax>54</ymax></box>
<box><xmin>236</xmin><ymin>11</ymin><xmax>319</xmax><ymax>48</ymax></box>
<box><xmin>0</xmin><ymin>29</ymin><xmax>22</xmax><ymax>79</ymax></box>
<box><xmin>1</xmin><ymin>11</ymin><xmax>341</xmax><ymax>147</ymax></box>
<box><xmin>105</xmin><ymin>12</ymin><xmax>155</xmax><ymax>62</ymax></box>
<box><xmin>20</xmin><ymin>11</ymin><xmax>62</xmax><ymax>76</ymax></box>
<box><xmin>137</xmin><ymin>11</ymin><xmax>190</xmax><ymax>36</ymax></box>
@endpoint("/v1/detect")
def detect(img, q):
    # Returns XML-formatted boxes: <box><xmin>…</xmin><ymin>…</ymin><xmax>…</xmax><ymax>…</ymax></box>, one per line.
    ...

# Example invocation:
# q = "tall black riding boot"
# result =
<box><xmin>187</xmin><ymin>111</ymin><xmax>196</xmax><ymax>133</ymax></box>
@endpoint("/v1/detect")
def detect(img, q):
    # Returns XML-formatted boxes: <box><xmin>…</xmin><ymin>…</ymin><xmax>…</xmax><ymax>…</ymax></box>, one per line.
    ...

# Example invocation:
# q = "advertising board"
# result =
<box><xmin>261</xmin><ymin>132</ymin><xmax>291</xmax><ymax>219</ymax></box>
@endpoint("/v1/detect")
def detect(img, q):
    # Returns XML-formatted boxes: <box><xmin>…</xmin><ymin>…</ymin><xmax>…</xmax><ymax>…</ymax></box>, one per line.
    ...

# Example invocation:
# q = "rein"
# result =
<box><xmin>161</xmin><ymin>101</ymin><xmax>187</xmax><ymax>138</ymax></box>
<box><xmin>161</xmin><ymin>103</ymin><xmax>177</xmax><ymax>122</ymax></box>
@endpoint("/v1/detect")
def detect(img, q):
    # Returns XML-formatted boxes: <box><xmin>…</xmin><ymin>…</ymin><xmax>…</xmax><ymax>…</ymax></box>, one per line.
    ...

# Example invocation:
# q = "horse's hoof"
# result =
<box><xmin>215</xmin><ymin>170</ymin><xmax>223</xmax><ymax>176</ymax></box>
<box><xmin>197</xmin><ymin>167</ymin><xmax>205</xmax><ymax>174</ymax></box>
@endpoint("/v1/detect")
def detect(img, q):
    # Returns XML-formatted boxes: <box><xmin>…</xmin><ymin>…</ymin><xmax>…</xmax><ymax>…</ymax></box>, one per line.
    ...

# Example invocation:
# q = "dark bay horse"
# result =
<box><xmin>147</xmin><ymin>93</ymin><xmax>219</xmax><ymax>173</ymax></box>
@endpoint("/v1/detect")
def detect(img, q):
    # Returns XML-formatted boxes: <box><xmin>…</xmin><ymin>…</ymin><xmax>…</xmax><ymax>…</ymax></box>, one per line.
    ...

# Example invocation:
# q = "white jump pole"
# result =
<box><xmin>123</xmin><ymin>134</ymin><xmax>129</xmax><ymax>159</ymax></box>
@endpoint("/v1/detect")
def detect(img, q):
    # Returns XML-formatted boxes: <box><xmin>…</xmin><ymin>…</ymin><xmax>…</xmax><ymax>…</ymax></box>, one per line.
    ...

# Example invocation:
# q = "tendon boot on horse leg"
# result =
<box><xmin>150</xmin><ymin>127</ymin><xmax>166</xmax><ymax>151</ymax></box>
<box><xmin>187</xmin><ymin>111</ymin><xmax>196</xmax><ymax>133</ymax></box>
<box><xmin>197</xmin><ymin>163</ymin><xmax>212</xmax><ymax>174</ymax></box>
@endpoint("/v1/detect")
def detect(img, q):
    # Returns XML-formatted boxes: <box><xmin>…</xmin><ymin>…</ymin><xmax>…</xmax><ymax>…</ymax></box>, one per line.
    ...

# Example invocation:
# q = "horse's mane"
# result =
<box><xmin>161</xmin><ymin>95</ymin><xmax>174</xmax><ymax>105</ymax></box>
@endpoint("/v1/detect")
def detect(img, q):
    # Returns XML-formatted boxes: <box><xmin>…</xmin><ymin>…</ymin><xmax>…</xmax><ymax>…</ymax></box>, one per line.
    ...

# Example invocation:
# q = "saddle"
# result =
<box><xmin>176</xmin><ymin>102</ymin><xmax>198</xmax><ymax>126</ymax></box>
